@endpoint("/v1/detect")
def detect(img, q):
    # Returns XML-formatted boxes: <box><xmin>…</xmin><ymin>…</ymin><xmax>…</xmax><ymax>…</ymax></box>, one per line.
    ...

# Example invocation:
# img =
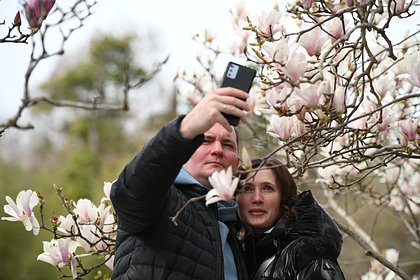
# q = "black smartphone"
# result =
<box><xmin>220</xmin><ymin>61</ymin><xmax>256</xmax><ymax>126</ymax></box>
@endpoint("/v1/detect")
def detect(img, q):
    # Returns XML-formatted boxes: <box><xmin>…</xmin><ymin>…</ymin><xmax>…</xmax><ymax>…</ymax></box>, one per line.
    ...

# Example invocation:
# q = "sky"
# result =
<box><xmin>0</xmin><ymin>0</ymin><xmax>275</xmax><ymax>120</ymax></box>
<box><xmin>1</xmin><ymin>0</ymin><xmax>418</xmax><ymax>133</ymax></box>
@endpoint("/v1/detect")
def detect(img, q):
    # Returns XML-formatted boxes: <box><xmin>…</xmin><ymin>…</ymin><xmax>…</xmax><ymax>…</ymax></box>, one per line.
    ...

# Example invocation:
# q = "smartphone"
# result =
<box><xmin>220</xmin><ymin>61</ymin><xmax>256</xmax><ymax>126</ymax></box>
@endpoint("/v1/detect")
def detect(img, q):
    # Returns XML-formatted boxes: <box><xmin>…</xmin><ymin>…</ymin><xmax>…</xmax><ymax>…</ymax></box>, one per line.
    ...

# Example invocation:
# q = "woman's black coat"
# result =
<box><xmin>242</xmin><ymin>190</ymin><xmax>346</xmax><ymax>280</ymax></box>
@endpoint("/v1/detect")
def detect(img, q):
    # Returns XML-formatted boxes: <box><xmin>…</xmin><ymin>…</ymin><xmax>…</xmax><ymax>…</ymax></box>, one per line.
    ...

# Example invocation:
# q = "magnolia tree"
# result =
<box><xmin>0</xmin><ymin>0</ymin><xmax>165</xmax><ymax>137</ymax></box>
<box><xmin>2</xmin><ymin>0</ymin><xmax>420</xmax><ymax>279</ymax></box>
<box><xmin>175</xmin><ymin>0</ymin><xmax>420</xmax><ymax>279</ymax></box>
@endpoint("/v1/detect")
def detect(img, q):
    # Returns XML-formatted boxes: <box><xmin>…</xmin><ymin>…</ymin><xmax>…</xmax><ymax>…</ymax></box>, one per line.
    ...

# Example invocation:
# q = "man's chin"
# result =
<box><xmin>205</xmin><ymin>162</ymin><xmax>225</xmax><ymax>170</ymax></box>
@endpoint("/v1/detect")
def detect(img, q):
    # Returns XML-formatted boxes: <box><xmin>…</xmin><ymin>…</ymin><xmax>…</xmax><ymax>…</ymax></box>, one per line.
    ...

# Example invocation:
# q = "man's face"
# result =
<box><xmin>184</xmin><ymin>123</ymin><xmax>240</xmax><ymax>188</ymax></box>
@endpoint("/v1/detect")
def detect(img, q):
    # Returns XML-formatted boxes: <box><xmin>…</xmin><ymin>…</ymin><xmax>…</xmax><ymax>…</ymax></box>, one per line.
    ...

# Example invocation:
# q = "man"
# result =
<box><xmin>110</xmin><ymin>87</ymin><xmax>250</xmax><ymax>279</ymax></box>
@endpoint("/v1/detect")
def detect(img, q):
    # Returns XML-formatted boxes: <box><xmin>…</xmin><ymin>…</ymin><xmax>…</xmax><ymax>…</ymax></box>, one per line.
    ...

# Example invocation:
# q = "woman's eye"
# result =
<box><xmin>242</xmin><ymin>186</ymin><xmax>253</xmax><ymax>192</ymax></box>
<box><xmin>262</xmin><ymin>185</ymin><xmax>274</xmax><ymax>192</ymax></box>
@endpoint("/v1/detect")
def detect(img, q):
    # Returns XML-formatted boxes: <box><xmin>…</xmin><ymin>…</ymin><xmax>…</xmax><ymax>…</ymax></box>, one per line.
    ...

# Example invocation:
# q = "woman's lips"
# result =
<box><xmin>249</xmin><ymin>208</ymin><xmax>266</xmax><ymax>215</ymax></box>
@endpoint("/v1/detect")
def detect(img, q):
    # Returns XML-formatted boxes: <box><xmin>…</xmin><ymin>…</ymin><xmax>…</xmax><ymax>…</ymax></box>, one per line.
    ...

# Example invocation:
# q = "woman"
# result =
<box><xmin>236</xmin><ymin>158</ymin><xmax>345</xmax><ymax>279</ymax></box>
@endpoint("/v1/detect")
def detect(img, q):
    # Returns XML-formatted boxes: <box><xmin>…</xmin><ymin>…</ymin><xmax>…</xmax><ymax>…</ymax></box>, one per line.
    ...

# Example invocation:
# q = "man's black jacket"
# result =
<box><xmin>110</xmin><ymin>117</ymin><xmax>248</xmax><ymax>280</ymax></box>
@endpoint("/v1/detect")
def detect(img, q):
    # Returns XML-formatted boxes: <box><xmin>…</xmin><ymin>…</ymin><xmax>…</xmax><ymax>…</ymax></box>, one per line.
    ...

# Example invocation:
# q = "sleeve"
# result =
<box><xmin>110</xmin><ymin>116</ymin><xmax>204</xmax><ymax>234</ymax></box>
<box><xmin>296</xmin><ymin>258</ymin><xmax>346</xmax><ymax>280</ymax></box>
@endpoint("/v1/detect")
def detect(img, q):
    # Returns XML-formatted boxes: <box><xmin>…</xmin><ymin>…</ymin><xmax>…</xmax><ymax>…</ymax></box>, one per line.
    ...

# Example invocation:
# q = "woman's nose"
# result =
<box><xmin>251</xmin><ymin>189</ymin><xmax>263</xmax><ymax>204</ymax></box>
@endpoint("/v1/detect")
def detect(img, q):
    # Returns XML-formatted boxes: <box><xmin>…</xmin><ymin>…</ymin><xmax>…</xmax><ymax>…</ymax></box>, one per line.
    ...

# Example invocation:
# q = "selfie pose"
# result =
<box><xmin>237</xmin><ymin>158</ymin><xmax>346</xmax><ymax>280</ymax></box>
<box><xmin>110</xmin><ymin>85</ymin><xmax>252</xmax><ymax>280</ymax></box>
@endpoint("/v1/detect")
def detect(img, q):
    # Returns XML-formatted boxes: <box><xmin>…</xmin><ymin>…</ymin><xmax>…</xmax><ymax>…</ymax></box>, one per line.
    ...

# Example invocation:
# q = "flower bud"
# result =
<box><xmin>13</xmin><ymin>11</ymin><xmax>22</xmax><ymax>27</ymax></box>
<box><xmin>24</xmin><ymin>0</ymin><xmax>56</xmax><ymax>29</ymax></box>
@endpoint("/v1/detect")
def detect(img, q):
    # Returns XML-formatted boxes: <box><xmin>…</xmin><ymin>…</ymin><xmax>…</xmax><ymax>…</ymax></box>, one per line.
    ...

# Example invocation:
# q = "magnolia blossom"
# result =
<box><xmin>268</xmin><ymin>114</ymin><xmax>305</xmax><ymax>141</ymax></box>
<box><xmin>389</xmin><ymin>0</ymin><xmax>407</xmax><ymax>14</ymax></box>
<box><xmin>398</xmin><ymin>118</ymin><xmax>419</xmax><ymax>147</ymax></box>
<box><xmin>206</xmin><ymin>166</ymin><xmax>239</xmax><ymax>206</ymax></box>
<box><xmin>57</xmin><ymin>214</ymin><xmax>78</xmax><ymax>235</ymax></box>
<box><xmin>326</xmin><ymin>17</ymin><xmax>345</xmax><ymax>43</ymax></box>
<box><xmin>1</xmin><ymin>189</ymin><xmax>40</xmax><ymax>235</ymax></box>
<box><xmin>102</xmin><ymin>181</ymin><xmax>113</xmax><ymax>203</ymax></box>
<box><xmin>283</xmin><ymin>49</ymin><xmax>308</xmax><ymax>81</ymax></box>
<box><xmin>407</xmin><ymin>62</ymin><xmax>420</xmax><ymax>88</ymax></box>
<box><xmin>257</xmin><ymin>10</ymin><xmax>282</xmax><ymax>38</ymax></box>
<box><xmin>37</xmin><ymin>238</ymin><xmax>78</xmax><ymax>278</ymax></box>
<box><xmin>301</xmin><ymin>0</ymin><xmax>315</xmax><ymax>9</ymax></box>
<box><xmin>370</xmin><ymin>248</ymin><xmax>399</xmax><ymax>275</ymax></box>
<box><xmin>375</xmin><ymin>108</ymin><xmax>395</xmax><ymax>132</ymax></box>
<box><xmin>266</xmin><ymin>85</ymin><xmax>291</xmax><ymax>109</ymax></box>
<box><xmin>241</xmin><ymin>147</ymin><xmax>252</xmax><ymax>171</ymax></box>
<box><xmin>263</xmin><ymin>39</ymin><xmax>289</xmax><ymax>66</ymax></box>
<box><xmin>299</xmin><ymin>27</ymin><xmax>327</xmax><ymax>56</ymax></box>
<box><xmin>24</xmin><ymin>0</ymin><xmax>56</xmax><ymax>29</ymax></box>
<box><xmin>288</xmin><ymin>83</ymin><xmax>324</xmax><ymax>111</ymax></box>
<box><xmin>77</xmin><ymin>224</ymin><xmax>108</xmax><ymax>252</ymax></box>
<box><xmin>74</xmin><ymin>198</ymin><xmax>98</xmax><ymax>224</ymax></box>
<box><xmin>372</xmin><ymin>73</ymin><xmax>395</xmax><ymax>97</ymax></box>
<box><xmin>361</xmin><ymin>271</ymin><xmax>384</xmax><ymax>280</ymax></box>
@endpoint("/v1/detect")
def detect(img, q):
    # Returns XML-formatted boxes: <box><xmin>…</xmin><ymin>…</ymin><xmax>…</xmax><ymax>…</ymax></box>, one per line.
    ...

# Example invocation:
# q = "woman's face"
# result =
<box><xmin>236</xmin><ymin>169</ymin><xmax>281</xmax><ymax>230</ymax></box>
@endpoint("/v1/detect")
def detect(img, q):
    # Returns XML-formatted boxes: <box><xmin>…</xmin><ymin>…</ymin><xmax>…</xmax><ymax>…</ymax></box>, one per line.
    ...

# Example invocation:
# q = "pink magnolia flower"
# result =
<box><xmin>14</xmin><ymin>11</ymin><xmax>22</xmax><ymax>26</ymax></box>
<box><xmin>289</xmin><ymin>84</ymin><xmax>324</xmax><ymax>110</ymax></box>
<box><xmin>389</xmin><ymin>0</ymin><xmax>407</xmax><ymax>14</ymax></box>
<box><xmin>301</xmin><ymin>0</ymin><xmax>315</xmax><ymax>9</ymax></box>
<box><xmin>372</xmin><ymin>73</ymin><xmax>395</xmax><ymax>96</ymax></box>
<box><xmin>24</xmin><ymin>0</ymin><xmax>56</xmax><ymax>29</ymax></box>
<box><xmin>266</xmin><ymin>85</ymin><xmax>291</xmax><ymax>107</ymax></box>
<box><xmin>57</xmin><ymin>214</ymin><xmax>78</xmax><ymax>235</ymax></box>
<box><xmin>74</xmin><ymin>198</ymin><xmax>98</xmax><ymax>224</ymax></box>
<box><xmin>326</xmin><ymin>17</ymin><xmax>345</xmax><ymax>43</ymax></box>
<box><xmin>407</xmin><ymin>62</ymin><xmax>420</xmax><ymax>88</ymax></box>
<box><xmin>37</xmin><ymin>238</ymin><xmax>78</xmax><ymax>278</ymax></box>
<box><xmin>206</xmin><ymin>166</ymin><xmax>239</xmax><ymax>206</ymax></box>
<box><xmin>263</xmin><ymin>39</ymin><xmax>289</xmax><ymax>66</ymax></box>
<box><xmin>1</xmin><ymin>189</ymin><xmax>40</xmax><ymax>235</ymax></box>
<box><xmin>257</xmin><ymin>10</ymin><xmax>282</xmax><ymax>38</ymax></box>
<box><xmin>77</xmin><ymin>224</ymin><xmax>108</xmax><ymax>252</ymax></box>
<box><xmin>398</xmin><ymin>118</ymin><xmax>419</xmax><ymax>147</ymax></box>
<box><xmin>268</xmin><ymin>115</ymin><xmax>305</xmax><ymax>141</ymax></box>
<box><xmin>299</xmin><ymin>27</ymin><xmax>327</xmax><ymax>56</ymax></box>
<box><xmin>376</xmin><ymin>108</ymin><xmax>395</xmax><ymax>132</ymax></box>
<box><xmin>283</xmin><ymin>50</ymin><xmax>308</xmax><ymax>81</ymax></box>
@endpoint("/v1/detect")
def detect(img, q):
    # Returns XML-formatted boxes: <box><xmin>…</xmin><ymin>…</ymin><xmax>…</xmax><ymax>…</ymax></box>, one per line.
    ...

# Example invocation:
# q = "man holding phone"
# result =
<box><xmin>110</xmin><ymin>63</ymin><xmax>255</xmax><ymax>280</ymax></box>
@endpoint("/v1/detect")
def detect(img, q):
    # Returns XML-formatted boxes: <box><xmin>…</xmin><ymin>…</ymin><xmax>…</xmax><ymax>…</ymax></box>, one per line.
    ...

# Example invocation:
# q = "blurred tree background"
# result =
<box><xmin>0</xmin><ymin>32</ymin><xmax>177</xmax><ymax>279</ymax></box>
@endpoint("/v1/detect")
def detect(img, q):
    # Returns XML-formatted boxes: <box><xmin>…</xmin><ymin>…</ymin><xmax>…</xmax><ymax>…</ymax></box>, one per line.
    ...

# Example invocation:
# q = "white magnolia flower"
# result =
<box><xmin>74</xmin><ymin>198</ymin><xmax>98</xmax><ymax>224</ymax></box>
<box><xmin>103</xmin><ymin>181</ymin><xmax>113</xmax><ymax>202</ymax></box>
<box><xmin>1</xmin><ymin>189</ymin><xmax>40</xmax><ymax>235</ymax></box>
<box><xmin>206</xmin><ymin>166</ymin><xmax>239</xmax><ymax>206</ymax></box>
<box><xmin>37</xmin><ymin>238</ymin><xmax>78</xmax><ymax>279</ymax></box>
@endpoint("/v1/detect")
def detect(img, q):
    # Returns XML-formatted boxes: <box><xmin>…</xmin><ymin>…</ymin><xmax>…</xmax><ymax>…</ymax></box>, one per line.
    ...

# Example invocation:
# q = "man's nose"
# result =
<box><xmin>210</xmin><ymin>141</ymin><xmax>223</xmax><ymax>155</ymax></box>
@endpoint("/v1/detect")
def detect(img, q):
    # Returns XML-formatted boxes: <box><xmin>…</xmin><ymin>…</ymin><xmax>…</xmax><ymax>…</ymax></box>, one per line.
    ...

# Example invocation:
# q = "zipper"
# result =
<box><xmin>211</xmin><ymin>204</ymin><xmax>224</xmax><ymax>280</ymax></box>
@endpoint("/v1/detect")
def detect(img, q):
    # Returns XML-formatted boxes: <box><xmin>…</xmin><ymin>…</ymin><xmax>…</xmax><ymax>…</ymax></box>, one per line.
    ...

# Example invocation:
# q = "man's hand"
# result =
<box><xmin>180</xmin><ymin>87</ymin><xmax>250</xmax><ymax>139</ymax></box>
